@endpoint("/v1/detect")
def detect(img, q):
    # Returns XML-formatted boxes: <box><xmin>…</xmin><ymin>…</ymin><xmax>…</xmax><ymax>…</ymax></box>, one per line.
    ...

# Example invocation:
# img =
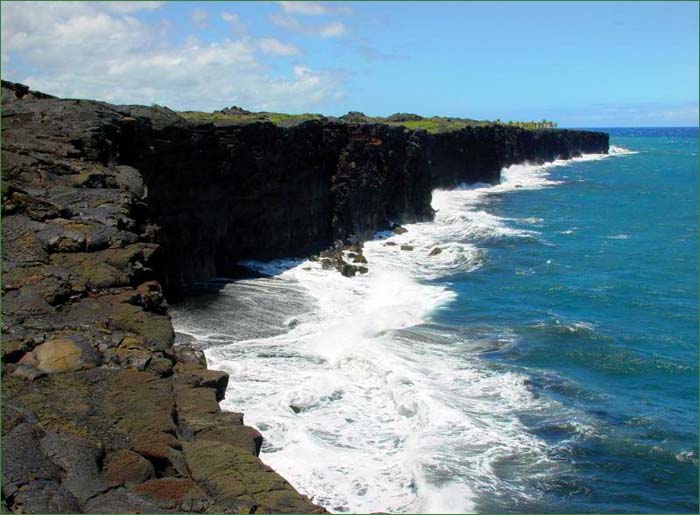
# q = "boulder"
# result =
<box><xmin>29</xmin><ymin>337</ymin><xmax>99</xmax><ymax>374</ymax></box>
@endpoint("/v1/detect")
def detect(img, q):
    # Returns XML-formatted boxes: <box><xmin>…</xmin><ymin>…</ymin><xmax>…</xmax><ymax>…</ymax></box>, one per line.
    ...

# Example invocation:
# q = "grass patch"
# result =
<box><xmin>177</xmin><ymin>109</ymin><xmax>556</xmax><ymax>133</ymax></box>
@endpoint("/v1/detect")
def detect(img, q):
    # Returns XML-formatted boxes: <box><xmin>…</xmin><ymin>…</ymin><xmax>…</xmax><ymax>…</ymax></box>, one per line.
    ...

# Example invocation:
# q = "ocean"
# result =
<box><xmin>171</xmin><ymin>127</ymin><xmax>699</xmax><ymax>514</ymax></box>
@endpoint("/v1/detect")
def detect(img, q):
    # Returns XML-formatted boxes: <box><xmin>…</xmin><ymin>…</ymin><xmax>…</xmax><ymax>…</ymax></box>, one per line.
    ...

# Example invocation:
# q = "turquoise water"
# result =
<box><xmin>434</xmin><ymin>127</ymin><xmax>698</xmax><ymax>513</ymax></box>
<box><xmin>173</xmin><ymin>127</ymin><xmax>698</xmax><ymax>514</ymax></box>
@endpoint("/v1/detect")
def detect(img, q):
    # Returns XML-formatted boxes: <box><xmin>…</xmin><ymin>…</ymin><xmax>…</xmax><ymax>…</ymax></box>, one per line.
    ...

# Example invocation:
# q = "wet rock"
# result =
<box><xmin>339</xmin><ymin>263</ymin><xmax>358</xmax><ymax>277</ymax></box>
<box><xmin>428</xmin><ymin>247</ymin><xmax>442</xmax><ymax>256</ymax></box>
<box><xmin>400</xmin><ymin>244</ymin><xmax>414</xmax><ymax>251</ymax></box>
<box><xmin>392</xmin><ymin>225</ymin><xmax>408</xmax><ymax>235</ymax></box>
<box><xmin>384</xmin><ymin>241</ymin><xmax>397</xmax><ymax>246</ymax></box>
<box><xmin>358</xmin><ymin>266</ymin><xmax>369</xmax><ymax>274</ymax></box>
<box><xmin>353</xmin><ymin>254</ymin><xmax>368</xmax><ymax>264</ymax></box>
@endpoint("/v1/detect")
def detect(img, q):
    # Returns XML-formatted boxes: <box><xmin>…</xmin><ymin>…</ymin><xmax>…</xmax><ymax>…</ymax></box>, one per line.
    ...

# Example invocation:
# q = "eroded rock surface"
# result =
<box><xmin>1</xmin><ymin>81</ymin><xmax>323</xmax><ymax>514</ymax></box>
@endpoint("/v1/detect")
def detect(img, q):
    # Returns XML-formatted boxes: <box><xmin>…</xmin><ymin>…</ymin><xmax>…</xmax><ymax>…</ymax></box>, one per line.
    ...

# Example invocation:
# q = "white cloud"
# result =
<box><xmin>191</xmin><ymin>9</ymin><xmax>208</xmax><ymax>29</ymax></box>
<box><xmin>103</xmin><ymin>1</ymin><xmax>163</xmax><ymax>14</ymax></box>
<box><xmin>1</xmin><ymin>1</ymin><xmax>343</xmax><ymax>112</ymax></box>
<box><xmin>220</xmin><ymin>11</ymin><xmax>245</xmax><ymax>34</ymax></box>
<box><xmin>258</xmin><ymin>38</ymin><xmax>301</xmax><ymax>56</ymax></box>
<box><xmin>278</xmin><ymin>1</ymin><xmax>352</xmax><ymax>16</ymax></box>
<box><xmin>319</xmin><ymin>21</ymin><xmax>347</xmax><ymax>38</ymax></box>
<box><xmin>269</xmin><ymin>13</ymin><xmax>348</xmax><ymax>38</ymax></box>
<box><xmin>279</xmin><ymin>1</ymin><xmax>327</xmax><ymax>16</ymax></box>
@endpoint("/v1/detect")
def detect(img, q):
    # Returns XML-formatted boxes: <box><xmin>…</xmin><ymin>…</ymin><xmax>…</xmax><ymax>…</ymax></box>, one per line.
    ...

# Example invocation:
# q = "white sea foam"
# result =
<box><xmin>172</xmin><ymin>149</ymin><xmax>625</xmax><ymax>513</ymax></box>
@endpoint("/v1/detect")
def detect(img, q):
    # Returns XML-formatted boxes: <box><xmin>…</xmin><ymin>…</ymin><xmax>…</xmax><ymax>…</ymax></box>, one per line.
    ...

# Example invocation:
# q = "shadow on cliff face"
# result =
<box><xmin>114</xmin><ymin>110</ymin><xmax>607</xmax><ymax>302</ymax></box>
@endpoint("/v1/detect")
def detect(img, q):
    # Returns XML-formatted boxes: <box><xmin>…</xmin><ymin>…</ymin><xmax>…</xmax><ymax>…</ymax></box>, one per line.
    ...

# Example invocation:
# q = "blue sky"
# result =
<box><xmin>2</xmin><ymin>1</ymin><xmax>698</xmax><ymax>126</ymax></box>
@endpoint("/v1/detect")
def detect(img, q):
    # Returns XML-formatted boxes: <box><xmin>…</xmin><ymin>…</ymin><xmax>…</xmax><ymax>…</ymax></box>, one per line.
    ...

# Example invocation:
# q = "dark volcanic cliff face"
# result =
<box><xmin>429</xmin><ymin>125</ymin><xmax>610</xmax><ymax>188</ymax></box>
<box><xmin>111</xmin><ymin>108</ymin><xmax>607</xmax><ymax>297</ymax></box>
<box><xmin>1</xmin><ymin>81</ymin><xmax>608</xmax><ymax>514</ymax></box>
<box><xmin>116</xmin><ymin>116</ymin><xmax>442</xmax><ymax>296</ymax></box>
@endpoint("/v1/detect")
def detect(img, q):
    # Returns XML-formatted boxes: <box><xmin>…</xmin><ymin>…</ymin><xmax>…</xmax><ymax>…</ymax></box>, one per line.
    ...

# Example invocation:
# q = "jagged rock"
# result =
<box><xmin>114</xmin><ymin>165</ymin><xmax>146</xmax><ymax>198</ymax></box>
<box><xmin>183</xmin><ymin>440</ymin><xmax>324</xmax><ymax>514</ymax></box>
<box><xmin>339</xmin><ymin>263</ymin><xmax>358</xmax><ymax>277</ymax></box>
<box><xmin>353</xmin><ymin>254</ymin><xmax>368</xmax><ymax>264</ymax></box>
<box><xmin>11</xmin><ymin>364</ymin><xmax>46</xmax><ymax>381</ymax></box>
<box><xmin>103</xmin><ymin>450</ymin><xmax>156</xmax><ymax>487</ymax></box>
<box><xmin>129</xmin><ymin>478</ymin><xmax>209</xmax><ymax>512</ymax></box>
<box><xmin>174</xmin><ymin>345</ymin><xmax>207</xmax><ymax>368</ymax></box>
<box><xmin>135</xmin><ymin>280</ymin><xmax>165</xmax><ymax>311</ymax></box>
<box><xmin>83</xmin><ymin>487</ymin><xmax>164</xmax><ymax>514</ymax></box>
<box><xmin>199</xmin><ymin>424</ymin><xmax>263</xmax><ymax>457</ymax></box>
<box><xmin>1</xmin><ymin>423</ymin><xmax>61</xmax><ymax>498</ymax></box>
<box><xmin>174</xmin><ymin>365</ymin><xmax>229</xmax><ymax>401</ymax></box>
<box><xmin>11</xmin><ymin>479</ymin><xmax>81</xmax><ymax>514</ymax></box>
<box><xmin>39</xmin><ymin>431</ymin><xmax>108</xmax><ymax>504</ymax></box>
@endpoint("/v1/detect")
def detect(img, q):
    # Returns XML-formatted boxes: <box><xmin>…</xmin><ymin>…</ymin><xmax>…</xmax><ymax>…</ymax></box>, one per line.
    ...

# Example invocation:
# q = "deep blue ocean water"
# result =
<box><xmin>431</xmin><ymin>127</ymin><xmax>698</xmax><ymax>513</ymax></box>
<box><xmin>174</xmin><ymin>127</ymin><xmax>698</xmax><ymax>514</ymax></box>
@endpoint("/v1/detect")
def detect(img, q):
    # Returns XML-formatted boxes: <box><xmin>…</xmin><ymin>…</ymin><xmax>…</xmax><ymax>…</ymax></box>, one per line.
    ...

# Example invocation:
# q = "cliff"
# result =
<box><xmin>1</xmin><ymin>81</ymin><xmax>608</xmax><ymax>514</ymax></box>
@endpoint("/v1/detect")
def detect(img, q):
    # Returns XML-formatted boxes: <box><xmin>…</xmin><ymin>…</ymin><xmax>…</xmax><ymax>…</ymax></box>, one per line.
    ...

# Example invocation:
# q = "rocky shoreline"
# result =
<box><xmin>1</xmin><ymin>80</ymin><xmax>608</xmax><ymax>513</ymax></box>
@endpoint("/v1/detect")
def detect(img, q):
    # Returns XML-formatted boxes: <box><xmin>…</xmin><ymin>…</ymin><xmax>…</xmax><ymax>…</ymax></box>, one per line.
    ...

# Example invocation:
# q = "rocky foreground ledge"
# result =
<box><xmin>1</xmin><ymin>80</ymin><xmax>608</xmax><ymax>513</ymax></box>
<box><xmin>1</xmin><ymin>81</ymin><xmax>325</xmax><ymax>514</ymax></box>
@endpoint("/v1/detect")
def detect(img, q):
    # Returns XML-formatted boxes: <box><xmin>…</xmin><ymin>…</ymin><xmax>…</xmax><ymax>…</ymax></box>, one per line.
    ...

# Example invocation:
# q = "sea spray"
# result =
<box><xmin>172</xmin><ymin>146</ymin><xmax>653</xmax><ymax>513</ymax></box>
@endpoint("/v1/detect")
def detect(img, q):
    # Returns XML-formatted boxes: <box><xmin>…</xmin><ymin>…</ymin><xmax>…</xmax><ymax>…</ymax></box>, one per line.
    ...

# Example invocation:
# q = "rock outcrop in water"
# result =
<box><xmin>1</xmin><ymin>80</ymin><xmax>608</xmax><ymax>513</ymax></box>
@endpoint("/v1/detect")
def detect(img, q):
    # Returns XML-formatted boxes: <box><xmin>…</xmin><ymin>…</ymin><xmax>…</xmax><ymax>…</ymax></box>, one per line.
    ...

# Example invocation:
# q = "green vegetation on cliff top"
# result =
<box><xmin>178</xmin><ymin>108</ymin><xmax>558</xmax><ymax>133</ymax></box>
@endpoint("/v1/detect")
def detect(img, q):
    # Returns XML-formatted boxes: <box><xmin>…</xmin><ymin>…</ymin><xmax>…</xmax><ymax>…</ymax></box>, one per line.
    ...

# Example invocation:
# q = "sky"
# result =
<box><xmin>1</xmin><ymin>1</ymin><xmax>698</xmax><ymax>127</ymax></box>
